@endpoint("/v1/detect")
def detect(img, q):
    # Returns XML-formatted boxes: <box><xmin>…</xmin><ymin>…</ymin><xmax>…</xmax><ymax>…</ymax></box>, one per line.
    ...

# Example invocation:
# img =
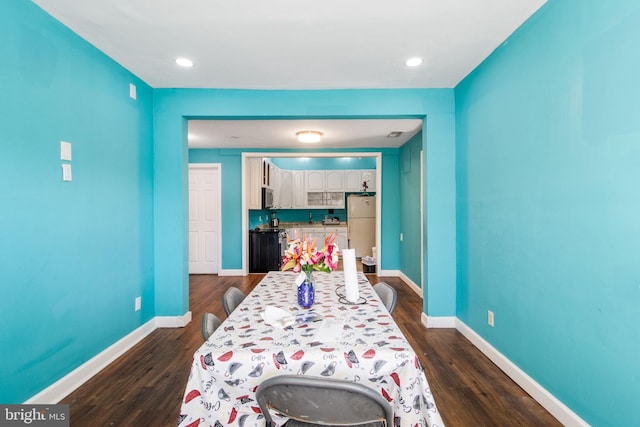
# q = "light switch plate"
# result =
<box><xmin>129</xmin><ymin>83</ymin><xmax>137</xmax><ymax>100</ymax></box>
<box><xmin>62</xmin><ymin>164</ymin><xmax>72</xmax><ymax>181</ymax></box>
<box><xmin>60</xmin><ymin>141</ymin><xmax>72</xmax><ymax>161</ymax></box>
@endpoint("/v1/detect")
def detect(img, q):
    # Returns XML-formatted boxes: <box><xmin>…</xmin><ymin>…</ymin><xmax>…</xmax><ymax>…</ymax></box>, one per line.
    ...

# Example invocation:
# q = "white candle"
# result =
<box><xmin>342</xmin><ymin>249</ymin><xmax>359</xmax><ymax>303</ymax></box>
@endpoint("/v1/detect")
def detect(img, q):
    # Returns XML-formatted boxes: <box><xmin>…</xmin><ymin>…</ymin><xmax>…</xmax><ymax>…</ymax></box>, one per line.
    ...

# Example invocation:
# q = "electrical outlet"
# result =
<box><xmin>259</xmin><ymin>216</ymin><xmax>262</xmax><ymax>222</ymax></box>
<box><xmin>488</xmin><ymin>310</ymin><xmax>494</xmax><ymax>327</ymax></box>
<box><xmin>400</xmin><ymin>233</ymin><xmax>403</xmax><ymax>241</ymax></box>
<box><xmin>135</xmin><ymin>297</ymin><xmax>141</xmax><ymax>311</ymax></box>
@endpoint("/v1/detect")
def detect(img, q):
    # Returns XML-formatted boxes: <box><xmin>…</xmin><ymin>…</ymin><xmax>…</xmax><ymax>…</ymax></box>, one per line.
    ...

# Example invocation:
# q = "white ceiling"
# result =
<box><xmin>189</xmin><ymin>119</ymin><xmax>423</xmax><ymax>149</ymax></box>
<box><xmin>32</xmin><ymin>0</ymin><xmax>546</xmax><ymax>149</ymax></box>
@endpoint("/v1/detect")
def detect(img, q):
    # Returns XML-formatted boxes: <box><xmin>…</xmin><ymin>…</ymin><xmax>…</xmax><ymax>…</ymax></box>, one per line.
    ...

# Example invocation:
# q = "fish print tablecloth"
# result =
<box><xmin>178</xmin><ymin>271</ymin><xmax>444</xmax><ymax>427</ymax></box>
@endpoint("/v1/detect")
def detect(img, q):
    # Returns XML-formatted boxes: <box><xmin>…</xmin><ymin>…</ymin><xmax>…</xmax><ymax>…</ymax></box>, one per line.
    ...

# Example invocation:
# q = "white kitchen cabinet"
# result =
<box><xmin>303</xmin><ymin>227</ymin><xmax>330</xmax><ymax>248</ymax></box>
<box><xmin>271</xmin><ymin>165</ymin><xmax>281</xmax><ymax>208</ymax></box>
<box><xmin>292</xmin><ymin>171</ymin><xmax>306</xmax><ymax>208</ymax></box>
<box><xmin>325</xmin><ymin>170</ymin><xmax>345</xmax><ymax>191</ymax></box>
<box><xmin>344</xmin><ymin>170</ymin><xmax>364</xmax><ymax>192</ymax></box>
<box><xmin>361</xmin><ymin>170</ymin><xmax>376</xmax><ymax>192</ymax></box>
<box><xmin>268</xmin><ymin>162</ymin><xmax>276</xmax><ymax>189</ymax></box>
<box><xmin>306</xmin><ymin>192</ymin><xmax>344</xmax><ymax>209</ymax></box>
<box><xmin>344</xmin><ymin>169</ymin><xmax>376</xmax><ymax>192</ymax></box>
<box><xmin>305</xmin><ymin>170</ymin><xmax>325</xmax><ymax>191</ymax></box>
<box><xmin>247</xmin><ymin>157</ymin><xmax>263</xmax><ymax>209</ymax></box>
<box><xmin>278</xmin><ymin>169</ymin><xmax>293</xmax><ymax>209</ymax></box>
<box><xmin>325</xmin><ymin>226</ymin><xmax>348</xmax><ymax>252</ymax></box>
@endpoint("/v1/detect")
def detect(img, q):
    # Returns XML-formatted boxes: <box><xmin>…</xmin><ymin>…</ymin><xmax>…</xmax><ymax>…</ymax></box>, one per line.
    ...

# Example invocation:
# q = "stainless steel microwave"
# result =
<box><xmin>262</xmin><ymin>187</ymin><xmax>274</xmax><ymax>209</ymax></box>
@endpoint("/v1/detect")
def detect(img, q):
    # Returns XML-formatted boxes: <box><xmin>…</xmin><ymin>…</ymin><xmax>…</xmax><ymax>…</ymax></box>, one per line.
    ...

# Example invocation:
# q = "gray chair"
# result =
<box><xmin>201</xmin><ymin>312</ymin><xmax>222</xmax><ymax>341</ymax></box>
<box><xmin>256</xmin><ymin>375</ymin><xmax>393</xmax><ymax>427</ymax></box>
<box><xmin>373</xmin><ymin>282</ymin><xmax>397</xmax><ymax>314</ymax></box>
<box><xmin>222</xmin><ymin>287</ymin><xmax>246</xmax><ymax>316</ymax></box>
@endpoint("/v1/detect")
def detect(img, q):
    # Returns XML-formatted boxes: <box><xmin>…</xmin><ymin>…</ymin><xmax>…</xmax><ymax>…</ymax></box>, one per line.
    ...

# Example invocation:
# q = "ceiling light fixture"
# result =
<box><xmin>176</xmin><ymin>57</ymin><xmax>194</xmax><ymax>67</ymax></box>
<box><xmin>387</xmin><ymin>131</ymin><xmax>403</xmax><ymax>138</ymax></box>
<box><xmin>296</xmin><ymin>130</ymin><xmax>323</xmax><ymax>143</ymax></box>
<box><xmin>405</xmin><ymin>57</ymin><xmax>423</xmax><ymax>67</ymax></box>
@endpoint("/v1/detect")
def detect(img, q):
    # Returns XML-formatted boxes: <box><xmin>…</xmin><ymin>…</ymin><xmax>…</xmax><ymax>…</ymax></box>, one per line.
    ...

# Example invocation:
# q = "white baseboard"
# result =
<box><xmin>25</xmin><ymin>319</ymin><xmax>157</xmax><ymax>404</ymax></box>
<box><xmin>377</xmin><ymin>268</ymin><xmax>399</xmax><ymax>277</ymax></box>
<box><xmin>24</xmin><ymin>312</ymin><xmax>194</xmax><ymax>404</ymax></box>
<box><xmin>218</xmin><ymin>269</ymin><xmax>244</xmax><ymax>276</ymax></box>
<box><xmin>455</xmin><ymin>319</ymin><xmax>588</xmax><ymax>427</ymax></box>
<box><xmin>398</xmin><ymin>271</ymin><xmax>423</xmax><ymax>298</ymax></box>
<box><xmin>155</xmin><ymin>311</ymin><xmax>192</xmax><ymax>328</ymax></box>
<box><xmin>421</xmin><ymin>312</ymin><xmax>457</xmax><ymax>328</ymax></box>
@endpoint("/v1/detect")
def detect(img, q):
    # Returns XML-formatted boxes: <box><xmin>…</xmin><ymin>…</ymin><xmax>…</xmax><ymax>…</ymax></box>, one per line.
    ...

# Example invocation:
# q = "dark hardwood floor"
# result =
<box><xmin>61</xmin><ymin>274</ymin><xmax>561</xmax><ymax>426</ymax></box>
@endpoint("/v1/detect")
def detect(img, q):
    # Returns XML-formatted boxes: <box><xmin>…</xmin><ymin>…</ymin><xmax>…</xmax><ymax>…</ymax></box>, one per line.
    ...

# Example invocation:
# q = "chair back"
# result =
<box><xmin>256</xmin><ymin>375</ymin><xmax>393</xmax><ymax>427</ymax></box>
<box><xmin>374</xmin><ymin>282</ymin><xmax>397</xmax><ymax>314</ymax></box>
<box><xmin>201</xmin><ymin>312</ymin><xmax>222</xmax><ymax>341</ymax></box>
<box><xmin>222</xmin><ymin>287</ymin><xmax>246</xmax><ymax>316</ymax></box>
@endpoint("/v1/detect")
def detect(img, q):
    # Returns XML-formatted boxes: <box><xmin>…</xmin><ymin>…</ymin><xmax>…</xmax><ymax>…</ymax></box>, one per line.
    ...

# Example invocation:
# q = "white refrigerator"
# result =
<box><xmin>347</xmin><ymin>195</ymin><xmax>376</xmax><ymax>258</ymax></box>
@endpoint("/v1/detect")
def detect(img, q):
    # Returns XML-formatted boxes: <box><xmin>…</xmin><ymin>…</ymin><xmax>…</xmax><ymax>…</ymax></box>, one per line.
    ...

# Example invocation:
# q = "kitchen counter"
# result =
<box><xmin>251</xmin><ymin>226</ymin><xmax>285</xmax><ymax>232</ymax></box>
<box><xmin>279</xmin><ymin>221</ymin><xmax>346</xmax><ymax>228</ymax></box>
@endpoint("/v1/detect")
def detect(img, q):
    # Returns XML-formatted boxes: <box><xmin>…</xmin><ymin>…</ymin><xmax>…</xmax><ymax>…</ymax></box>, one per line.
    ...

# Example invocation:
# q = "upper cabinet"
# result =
<box><xmin>325</xmin><ymin>170</ymin><xmax>345</xmax><ymax>191</ymax></box>
<box><xmin>247</xmin><ymin>157</ymin><xmax>263</xmax><ymax>209</ymax></box>
<box><xmin>305</xmin><ymin>170</ymin><xmax>324</xmax><ymax>192</ymax></box>
<box><xmin>292</xmin><ymin>171</ymin><xmax>306</xmax><ymax>208</ymax></box>
<box><xmin>344</xmin><ymin>169</ymin><xmax>376</xmax><ymax>192</ymax></box>
<box><xmin>361</xmin><ymin>170</ymin><xmax>376</xmax><ymax>192</ymax></box>
<box><xmin>248</xmin><ymin>156</ymin><xmax>376</xmax><ymax>210</ymax></box>
<box><xmin>278</xmin><ymin>169</ymin><xmax>293</xmax><ymax>209</ymax></box>
<box><xmin>305</xmin><ymin>170</ymin><xmax>347</xmax><ymax>192</ymax></box>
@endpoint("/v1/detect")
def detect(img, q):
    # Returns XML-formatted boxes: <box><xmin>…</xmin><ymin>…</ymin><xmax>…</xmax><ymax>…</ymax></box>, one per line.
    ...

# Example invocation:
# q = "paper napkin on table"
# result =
<box><xmin>261</xmin><ymin>306</ymin><xmax>295</xmax><ymax>328</ymax></box>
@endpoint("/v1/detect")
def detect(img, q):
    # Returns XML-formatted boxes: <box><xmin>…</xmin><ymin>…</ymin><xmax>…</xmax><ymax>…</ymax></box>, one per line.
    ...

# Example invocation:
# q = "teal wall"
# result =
<box><xmin>157</xmin><ymin>90</ymin><xmax>456</xmax><ymax>319</ymax></box>
<box><xmin>455</xmin><ymin>0</ymin><xmax>640</xmax><ymax>425</ymax></box>
<box><xmin>399</xmin><ymin>132</ymin><xmax>423</xmax><ymax>286</ymax></box>
<box><xmin>0</xmin><ymin>1</ymin><xmax>154</xmax><ymax>403</ymax></box>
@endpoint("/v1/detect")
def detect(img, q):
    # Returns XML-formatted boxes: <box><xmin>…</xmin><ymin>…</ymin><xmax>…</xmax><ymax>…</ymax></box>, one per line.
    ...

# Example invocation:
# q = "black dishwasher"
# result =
<box><xmin>249</xmin><ymin>229</ymin><xmax>282</xmax><ymax>273</ymax></box>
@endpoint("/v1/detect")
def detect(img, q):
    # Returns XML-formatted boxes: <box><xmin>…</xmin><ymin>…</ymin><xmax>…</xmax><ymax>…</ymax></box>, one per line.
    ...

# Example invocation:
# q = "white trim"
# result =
<box><xmin>378</xmin><ymin>268</ymin><xmax>399</xmax><ymax>277</ymax></box>
<box><xmin>155</xmin><ymin>311</ymin><xmax>192</xmax><ymax>328</ymax></box>
<box><xmin>420</xmin><ymin>148</ymin><xmax>425</xmax><ymax>292</ymax></box>
<box><xmin>421</xmin><ymin>312</ymin><xmax>457</xmax><ymax>328</ymax></box>
<box><xmin>455</xmin><ymin>319</ymin><xmax>589</xmax><ymax>427</ymax></box>
<box><xmin>25</xmin><ymin>319</ymin><xmax>157</xmax><ymax>404</ymax></box>
<box><xmin>398</xmin><ymin>271</ymin><xmax>423</xmax><ymax>298</ymax></box>
<box><xmin>218</xmin><ymin>269</ymin><xmax>244</xmax><ymax>276</ymax></box>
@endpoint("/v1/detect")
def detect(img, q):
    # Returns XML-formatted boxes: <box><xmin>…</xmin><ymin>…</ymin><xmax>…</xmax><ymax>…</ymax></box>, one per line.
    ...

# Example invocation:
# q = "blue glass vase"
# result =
<box><xmin>298</xmin><ymin>271</ymin><xmax>315</xmax><ymax>309</ymax></box>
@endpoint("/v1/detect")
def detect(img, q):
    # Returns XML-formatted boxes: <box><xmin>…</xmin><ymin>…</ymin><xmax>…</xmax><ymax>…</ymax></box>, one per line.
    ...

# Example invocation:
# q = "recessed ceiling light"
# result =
<box><xmin>405</xmin><ymin>57</ymin><xmax>423</xmax><ymax>67</ymax></box>
<box><xmin>387</xmin><ymin>131</ymin><xmax>403</xmax><ymax>138</ymax></box>
<box><xmin>296</xmin><ymin>130</ymin><xmax>323</xmax><ymax>143</ymax></box>
<box><xmin>176</xmin><ymin>57</ymin><xmax>194</xmax><ymax>67</ymax></box>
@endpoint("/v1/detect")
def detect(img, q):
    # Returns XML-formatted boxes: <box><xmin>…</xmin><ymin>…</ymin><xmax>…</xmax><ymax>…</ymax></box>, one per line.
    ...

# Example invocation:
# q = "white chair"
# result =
<box><xmin>201</xmin><ymin>312</ymin><xmax>222</xmax><ymax>341</ymax></box>
<box><xmin>222</xmin><ymin>287</ymin><xmax>246</xmax><ymax>316</ymax></box>
<box><xmin>256</xmin><ymin>374</ymin><xmax>393</xmax><ymax>427</ymax></box>
<box><xmin>373</xmin><ymin>282</ymin><xmax>397</xmax><ymax>314</ymax></box>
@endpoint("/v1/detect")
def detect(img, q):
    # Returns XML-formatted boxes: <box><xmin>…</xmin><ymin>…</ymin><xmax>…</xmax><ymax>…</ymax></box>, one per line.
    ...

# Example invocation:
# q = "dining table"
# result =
<box><xmin>178</xmin><ymin>271</ymin><xmax>445</xmax><ymax>427</ymax></box>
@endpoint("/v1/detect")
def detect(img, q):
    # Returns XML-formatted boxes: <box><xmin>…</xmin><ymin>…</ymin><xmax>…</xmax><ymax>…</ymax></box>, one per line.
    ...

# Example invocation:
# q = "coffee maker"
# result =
<box><xmin>270</xmin><ymin>212</ymin><xmax>280</xmax><ymax>228</ymax></box>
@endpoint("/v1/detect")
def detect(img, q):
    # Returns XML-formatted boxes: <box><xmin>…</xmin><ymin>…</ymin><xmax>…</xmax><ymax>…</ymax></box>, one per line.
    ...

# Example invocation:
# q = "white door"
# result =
<box><xmin>189</xmin><ymin>164</ymin><xmax>221</xmax><ymax>274</ymax></box>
